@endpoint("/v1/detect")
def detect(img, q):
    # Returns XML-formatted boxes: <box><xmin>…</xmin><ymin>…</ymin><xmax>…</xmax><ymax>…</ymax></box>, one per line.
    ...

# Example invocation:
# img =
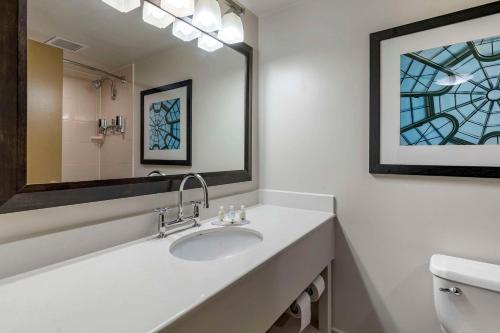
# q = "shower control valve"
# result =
<box><xmin>98</xmin><ymin>115</ymin><xmax>125</xmax><ymax>135</ymax></box>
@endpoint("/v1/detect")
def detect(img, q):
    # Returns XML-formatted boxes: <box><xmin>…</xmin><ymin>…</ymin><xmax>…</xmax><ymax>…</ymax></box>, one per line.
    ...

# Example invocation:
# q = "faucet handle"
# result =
<box><xmin>154</xmin><ymin>208</ymin><xmax>169</xmax><ymax>238</ymax></box>
<box><xmin>190</xmin><ymin>201</ymin><xmax>202</xmax><ymax>219</ymax></box>
<box><xmin>154</xmin><ymin>207</ymin><xmax>169</xmax><ymax>215</ymax></box>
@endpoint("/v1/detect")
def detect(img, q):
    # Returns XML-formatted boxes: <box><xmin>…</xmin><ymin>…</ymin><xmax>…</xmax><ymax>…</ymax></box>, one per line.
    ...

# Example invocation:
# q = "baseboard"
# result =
<box><xmin>259</xmin><ymin>189</ymin><xmax>335</xmax><ymax>214</ymax></box>
<box><xmin>332</xmin><ymin>327</ymin><xmax>348</xmax><ymax>333</ymax></box>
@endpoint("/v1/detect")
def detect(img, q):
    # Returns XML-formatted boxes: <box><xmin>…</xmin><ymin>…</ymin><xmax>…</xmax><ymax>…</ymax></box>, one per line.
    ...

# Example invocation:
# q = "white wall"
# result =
<box><xmin>258</xmin><ymin>1</ymin><xmax>498</xmax><ymax>332</ymax></box>
<box><xmin>133</xmin><ymin>43</ymin><xmax>246</xmax><ymax>177</ymax></box>
<box><xmin>0</xmin><ymin>9</ymin><xmax>258</xmax><ymax>245</ymax></box>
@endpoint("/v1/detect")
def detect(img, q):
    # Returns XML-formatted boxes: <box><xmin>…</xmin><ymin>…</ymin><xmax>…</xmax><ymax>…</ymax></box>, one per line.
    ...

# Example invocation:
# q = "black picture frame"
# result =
<box><xmin>0</xmin><ymin>0</ymin><xmax>253</xmax><ymax>213</ymax></box>
<box><xmin>370</xmin><ymin>2</ymin><xmax>500</xmax><ymax>178</ymax></box>
<box><xmin>140</xmin><ymin>80</ymin><xmax>192</xmax><ymax>166</ymax></box>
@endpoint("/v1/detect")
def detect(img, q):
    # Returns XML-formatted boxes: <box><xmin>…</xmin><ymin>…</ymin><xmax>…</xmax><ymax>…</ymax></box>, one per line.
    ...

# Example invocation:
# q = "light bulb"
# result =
<box><xmin>172</xmin><ymin>19</ymin><xmax>202</xmax><ymax>41</ymax></box>
<box><xmin>192</xmin><ymin>0</ymin><xmax>222</xmax><ymax>32</ymax></box>
<box><xmin>218</xmin><ymin>12</ymin><xmax>244</xmax><ymax>44</ymax></box>
<box><xmin>198</xmin><ymin>33</ymin><xmax>223</xmax><ymax>52</ymax></box>
<box><xmin>161</xmin><ymin>0</ymin><xmax>194</xmax><ymax>17</ymax></box>
<box><xmin>102</xmin><ymin>0</ymin><xmax>140</xmax><ymax>13</ymax></box>
<box><xmin>143</xmin><ymin>1</ymin><xmax>175</xmax><ymax>29</ymax></box>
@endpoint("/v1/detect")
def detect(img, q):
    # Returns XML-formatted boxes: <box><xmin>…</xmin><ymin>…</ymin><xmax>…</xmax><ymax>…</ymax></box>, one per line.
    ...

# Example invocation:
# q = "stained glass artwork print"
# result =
<box><xmin>149</xmin><ymin>98</ymin><xmax>181</xmax><ymax>150</ymax></box>
<box><xmin>400</xmin><ymin>35</ymin><xmax>500</xmax><ymax>146</ymax></box>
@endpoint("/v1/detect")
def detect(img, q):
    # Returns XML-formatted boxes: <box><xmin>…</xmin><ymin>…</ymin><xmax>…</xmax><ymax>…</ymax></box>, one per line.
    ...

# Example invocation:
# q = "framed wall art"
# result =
<box><xmin>370</xmin><ymin>2</ymin><xmax>500</xmax><ymax>178</ymax></box>
<box><xmin>141</xmin><ymin>79</ymin><xmax>192</xmax><ymax>166</ymax></box>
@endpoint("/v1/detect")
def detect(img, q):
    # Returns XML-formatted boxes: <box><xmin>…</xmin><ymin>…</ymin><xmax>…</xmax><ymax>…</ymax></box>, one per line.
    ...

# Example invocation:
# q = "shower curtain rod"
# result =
<box><xmin>63</xmin><ymin>59</ymin><xmax>127</xmax><ymax>83</ymax></box>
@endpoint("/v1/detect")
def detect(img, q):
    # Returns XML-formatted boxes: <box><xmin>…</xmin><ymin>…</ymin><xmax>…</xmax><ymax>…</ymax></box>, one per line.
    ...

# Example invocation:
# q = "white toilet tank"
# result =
<box><xmin>430</xmin><ymin>254</ymin><xmax>500</xmax><ymax>333</ymax></box>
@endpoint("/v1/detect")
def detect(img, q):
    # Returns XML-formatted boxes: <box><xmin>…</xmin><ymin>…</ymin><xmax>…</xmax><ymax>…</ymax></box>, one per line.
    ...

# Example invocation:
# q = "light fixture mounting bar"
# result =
<box><xmin>223</xmin><ymin>0</ymin><xmax>245</xmax><ymax>15</ymax></box>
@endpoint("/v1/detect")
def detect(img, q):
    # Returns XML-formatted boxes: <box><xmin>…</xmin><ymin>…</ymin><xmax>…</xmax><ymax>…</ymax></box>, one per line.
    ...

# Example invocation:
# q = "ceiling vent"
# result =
<box><xmin>45</xmin><ymin>37</ymin><xmax>87</xmax><ymax>52</ymax></box>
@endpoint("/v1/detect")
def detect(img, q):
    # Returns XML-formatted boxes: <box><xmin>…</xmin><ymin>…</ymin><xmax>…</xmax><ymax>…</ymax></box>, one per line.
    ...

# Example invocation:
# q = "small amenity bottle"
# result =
<box><xmin>239</xmin><ymin>205</ymin><xmax>246</xmax><ymax>221</ymax></box>
<box><xmin>228</xmin><ymin>205</ymin><xmax>236</xmax><ymax>221</ymax></box>
<box><xmin>218</xmin><ymin>206</ymin><xmax>225</xmax><ymax>222</ymax></box>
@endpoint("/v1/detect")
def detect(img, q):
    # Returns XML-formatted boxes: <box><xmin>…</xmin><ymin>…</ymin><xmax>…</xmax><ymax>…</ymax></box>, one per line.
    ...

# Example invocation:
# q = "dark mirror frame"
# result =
<box><xmin>0</xmin><ymin>0</ymin><xmax>253</xmax><ymax>213</ymax></box>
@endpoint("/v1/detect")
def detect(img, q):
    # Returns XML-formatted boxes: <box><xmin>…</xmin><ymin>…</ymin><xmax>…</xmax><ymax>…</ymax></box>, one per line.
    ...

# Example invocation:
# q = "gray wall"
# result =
<box><xmin>258</xmin><ymin>0</ymin><xmax>498</xmax><ymax>332</ymax></box>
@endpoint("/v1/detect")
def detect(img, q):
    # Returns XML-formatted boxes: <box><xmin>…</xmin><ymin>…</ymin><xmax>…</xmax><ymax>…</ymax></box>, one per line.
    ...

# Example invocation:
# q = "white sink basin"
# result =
<box><xmin>170</xmin><ymin>228</ymin><xmax>263</xmax><ymax>261</ymax></box>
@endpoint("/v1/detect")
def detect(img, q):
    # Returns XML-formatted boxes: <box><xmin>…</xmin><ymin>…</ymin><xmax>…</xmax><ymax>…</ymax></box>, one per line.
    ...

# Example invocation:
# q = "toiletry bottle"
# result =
<box><xmin>218</xmin><ymin>206</ymin><xmax>225</xmax><ymax>222</ymax></box>
<box><xmin>228</xmin><ymin>205</ymin><xmax>235</xmax><ymax>222</ymax></box>
<box><xmin>239</xmin><ymin>205</ymin><xmax>246</xmax><ymax>221</ymax></box>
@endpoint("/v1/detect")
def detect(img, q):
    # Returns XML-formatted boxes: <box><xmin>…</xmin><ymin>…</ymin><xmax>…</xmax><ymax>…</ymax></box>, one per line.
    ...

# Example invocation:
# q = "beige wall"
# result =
<box><xmin>0</xmin><ymin>9</ymin><xmax>258</xmax><ymax>245</ymax></box>
<box><xmin>100</xmin><ymin>65</ymin><xmax>134</xmax><ymax>180</ymax></box>
<box><xmin>27</xmin><ymin>40</ymin><xmax>63</xmax><ymax>184</ymax></box>
<box><xmin>62</xmin><ymin>75</ymin><xmax>100</xmax><ymax>182</ymax></box>
<box><xmin>258</xmin><ymin>1</ymin><xmax>497</xmax><ymax>332</ymax></box>
<box><xmin>61</xmin><ymin>64</ymin><xmax>134</xmax><ymax>182</ymax></box>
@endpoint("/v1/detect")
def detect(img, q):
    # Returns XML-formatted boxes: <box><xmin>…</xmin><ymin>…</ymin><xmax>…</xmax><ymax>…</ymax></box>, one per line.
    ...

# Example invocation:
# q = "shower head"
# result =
<box><xmin>91</xmin><ymin>79</ymin><xmax>102</xmax><ymax>89</ymax></box>
<box><xmin>91</xmin><ymin>77</ymin><xmax>117</xmax><ymax>100</ymax></box>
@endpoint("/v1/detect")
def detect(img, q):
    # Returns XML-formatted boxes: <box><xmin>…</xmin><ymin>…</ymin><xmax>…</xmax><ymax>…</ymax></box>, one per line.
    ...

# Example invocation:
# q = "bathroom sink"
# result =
<box><xmin>170</xmin><ymin>228</ymin><xmax>263</xmax><ymax>261</ymax></box>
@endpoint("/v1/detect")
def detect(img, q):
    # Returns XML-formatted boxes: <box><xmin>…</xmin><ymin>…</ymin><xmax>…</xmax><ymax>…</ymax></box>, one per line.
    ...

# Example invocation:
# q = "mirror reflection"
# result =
<box><xmin>27</xmin><ymin>0</ymin><xmax>247</xmax><ymax>185</ymax></box>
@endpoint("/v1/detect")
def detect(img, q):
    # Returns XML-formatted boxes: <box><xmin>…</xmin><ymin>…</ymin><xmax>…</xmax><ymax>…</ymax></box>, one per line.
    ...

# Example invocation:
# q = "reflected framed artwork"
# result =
<box><xmin>141</xmin><ymin>80</ymin><xmax>192</xmax><ymax>166</ymax></box>
<box><xmin>370</xmin><ymin>2</ymin><xmax>500</xmax><ymax>178</ymax></box>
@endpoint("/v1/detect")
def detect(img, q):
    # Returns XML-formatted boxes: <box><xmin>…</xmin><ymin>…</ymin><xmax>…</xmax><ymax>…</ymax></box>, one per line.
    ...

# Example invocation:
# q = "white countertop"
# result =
<box><xmin>0</xmin><ymin>205</ymin><xmax>333</xmax><ymax>333</ymax></box>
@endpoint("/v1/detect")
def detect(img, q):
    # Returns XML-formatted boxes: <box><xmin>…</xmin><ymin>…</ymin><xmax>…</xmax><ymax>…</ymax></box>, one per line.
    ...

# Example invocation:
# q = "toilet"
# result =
<box><xmin>430</xmin><ymin>254</ymin><xmax>500</xmax><ymax>333</ymax></box>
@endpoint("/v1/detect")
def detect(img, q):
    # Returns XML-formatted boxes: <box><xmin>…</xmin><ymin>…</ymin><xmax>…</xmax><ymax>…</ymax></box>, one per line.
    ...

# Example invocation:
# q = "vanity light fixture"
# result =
<box><xmin>192</xmin><ymin>0</ymin><xmax>222</xmax><ymax>32</ymax></box>
<box><xmin>198</xmin><ymin>33</ymin><xmax>223</xmax><ymax>52</ymax></box>
<box><xmin>161</xmin><ymin>0</ymin><xmax>195</xmax><ymax>18</ymax></box>
<box><xmin>218</xmin><ymin>12</ymin><xmax>244</xmax><ymax>44</ymax></box>
<box><xmin>102</xmin><ymin>0</ymin><xmax>140</xmax><ymax>13</ymax></box>
<box><xmin>103</xmin><ymin>0</ymin><xmax>246</xmax><ymax>53</ymax></box>
<box><xmin>143</xmin><ymin>1</ymin><xmax>175</xmax><ymax>28</ymax></box>
<box><xmin>172</xmin><ymin>19</ymin><xmax>202</xmax><ymax>41</ymax></box>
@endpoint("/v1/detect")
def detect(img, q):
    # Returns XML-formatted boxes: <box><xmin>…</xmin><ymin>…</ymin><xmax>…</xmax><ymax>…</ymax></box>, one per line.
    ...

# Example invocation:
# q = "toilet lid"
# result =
<box><xmin>430</xmin><ymin>254</ymin><xmax>500</xmax><ymax>293</ymax></box>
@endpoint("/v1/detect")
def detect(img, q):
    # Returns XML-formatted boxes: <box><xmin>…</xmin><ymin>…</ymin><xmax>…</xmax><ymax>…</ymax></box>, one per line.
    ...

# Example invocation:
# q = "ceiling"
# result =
<box><xmin>28</xmin><ymin>0</ymin><xmax>185</xmax><ymax>69</ymax></box>
<box><xmin>238</xmin><ymin>0</ymin><xmax>299</xmax><ymax>16</ymax></box>
<box><xmin>27</xmin><ymin>0</ymin><xmax>295</xmax><ymax>70</ymax></box>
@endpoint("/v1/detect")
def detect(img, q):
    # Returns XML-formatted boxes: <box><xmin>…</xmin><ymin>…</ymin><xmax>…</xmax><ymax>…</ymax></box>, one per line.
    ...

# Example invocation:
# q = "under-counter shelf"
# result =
<box><xmin>267</xmin><ymin>263</ymin><xmax>332</xmax><ymax>333</ymax></box>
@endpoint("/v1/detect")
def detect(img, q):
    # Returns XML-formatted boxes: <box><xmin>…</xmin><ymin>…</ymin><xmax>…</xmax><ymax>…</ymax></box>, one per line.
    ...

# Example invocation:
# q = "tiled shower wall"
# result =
<box><xmin>62</xmin><ymin>75</ymin><xmax>100</xmax><ymax>182</ymax></box>
<box><xmin>100</xmin><ymin>65</ymin><xmax>134</xmax><ymax>180</ymax></box>
<box><xmin>61</xmin><ymin>64</ymin><xmax>133</xmax><ymax>182</ymax></box>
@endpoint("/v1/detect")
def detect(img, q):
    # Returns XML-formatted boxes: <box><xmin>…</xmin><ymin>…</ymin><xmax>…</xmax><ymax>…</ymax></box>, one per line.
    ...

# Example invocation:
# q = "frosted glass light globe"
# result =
<box><xmin>192</xmin><ymin>0</ymin><xmax>222</xmax><ymax>32</ymax></box>
<box><xmin>172</xmin><ymin>19</ymin><xmax>202</xmax><ymax>41</ymax></box>
<box><xmin>161</xmin><ymin>0</ymin><xmax>195</xmax><ymax>17</ymax></box>
<box><xmin>143</xmin><ymin>1</ymin><xmax>175</xmax><ymax>29</ymax></box>
<box><xmin>198</xmin><ymin>33</ymin><xmax>223</xmax><ymax>52</ymax></box>
<box><xmin>218</xmin><ymin>12</ymin><xmax>244</xmax><ymax>44</ymax></box>
<box><xmin>102</xmin><ymin>0</ymin><xmax>140</xmax><ymax>13</ymax></box>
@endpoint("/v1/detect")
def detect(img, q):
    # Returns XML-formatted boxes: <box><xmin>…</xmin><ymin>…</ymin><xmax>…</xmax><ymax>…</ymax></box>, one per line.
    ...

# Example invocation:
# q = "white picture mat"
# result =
<box><xmin>380</xmin><ymin>12</ymin><xmax>500</xmax><ymax>167</ymax></box>
<box><xmin>143</xmin><ymin>86</ymin><xmax>188</xmax><ymax>161</ymax></box>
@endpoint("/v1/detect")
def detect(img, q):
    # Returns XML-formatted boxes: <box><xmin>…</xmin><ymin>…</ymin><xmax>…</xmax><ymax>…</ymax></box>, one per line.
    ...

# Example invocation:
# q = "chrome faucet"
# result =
<box><xmin>177</xmin><ymin>173</ymin><xmax>209</xmax><ymax>220</ymax></box>
<box><xmin>154</xmin><ymin>173</ymin><xmax>210</xmax><ymax>238</ymax></box>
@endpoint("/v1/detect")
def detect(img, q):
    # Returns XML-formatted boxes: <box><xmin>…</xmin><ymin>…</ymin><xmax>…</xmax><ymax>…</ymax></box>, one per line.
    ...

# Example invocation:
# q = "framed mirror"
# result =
<box><xmin>0</xmin><ymin>0</ymin><xmax>252</xmax><ymax>213</ymax></box>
